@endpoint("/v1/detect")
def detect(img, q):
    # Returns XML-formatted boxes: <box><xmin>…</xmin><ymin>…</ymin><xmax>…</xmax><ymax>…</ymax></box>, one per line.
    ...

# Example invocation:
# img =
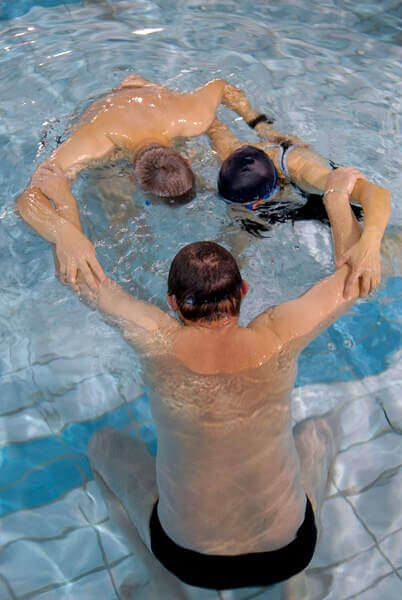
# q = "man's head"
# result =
<box><xmin>218</xmin><ymin>145</ymin><xmax>278</xmax><ymax>209</ymax></box>
<box><xmin>135</xmin><ymin>144</ymin><xmax>195</xmax><ymax>203</ymax></box>
<box><xmin>167</xmin><ymin>241</ymin><xmax>247</xmax><ymax>323</ymax></box>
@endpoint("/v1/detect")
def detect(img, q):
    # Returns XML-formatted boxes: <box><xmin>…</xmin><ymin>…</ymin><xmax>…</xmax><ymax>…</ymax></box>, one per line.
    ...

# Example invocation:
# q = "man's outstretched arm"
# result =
<box><xmin>16</xmin><ymin>125</ymin><xmax>116</xmax><ymax>288</ymax></box>
<box><xmin>251</xmin><ymin>168</ymin><xmax>367</xmax><ymax>351</ymax></box>
<box><xmin>77</xmin><ymin>274</ymin><xmax>178</xmax><ymax>348</ymax></box>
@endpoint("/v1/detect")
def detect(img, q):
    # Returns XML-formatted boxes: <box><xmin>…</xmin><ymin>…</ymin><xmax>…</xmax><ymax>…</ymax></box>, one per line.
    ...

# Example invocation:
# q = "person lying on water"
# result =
<box><xmin>39</xmin><ymin>163</ymin><xmax>376</xmax><ymax>599</ymax></box>
<box><xmin>206</xmin><ymin>116</ymin><xmax>390</xmax><ymax>296</ymax></box>
<box><xmin>17</xmin><ymin>73</ymin><xmax>268</xmax><ymax>290</ymax></box>
<box><xmin>16</xmin><ymin>74</ymin><xmax>389</xmax><ymax>298</ymax></box>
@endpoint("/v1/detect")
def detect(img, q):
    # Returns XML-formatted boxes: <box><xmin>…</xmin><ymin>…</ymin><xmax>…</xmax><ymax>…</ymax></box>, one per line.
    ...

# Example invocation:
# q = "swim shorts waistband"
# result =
<box><xmin>149</xmin><ymin>496</ymin><xmax>317</xmax><ymax>590</ymax></box>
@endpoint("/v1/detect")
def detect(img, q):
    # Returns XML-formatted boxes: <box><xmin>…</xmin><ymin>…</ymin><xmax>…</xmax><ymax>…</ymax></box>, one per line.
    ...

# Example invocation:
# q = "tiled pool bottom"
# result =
<box><xmin>1</xmin><ymin>357</ymin><xmax>400</xmax><ymax>600</ymax></box>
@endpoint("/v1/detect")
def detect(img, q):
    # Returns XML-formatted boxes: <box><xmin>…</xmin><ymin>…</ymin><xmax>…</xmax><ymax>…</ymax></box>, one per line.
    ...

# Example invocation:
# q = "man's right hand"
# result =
<box><xmin>56</xmin><ymin>222</ymin><xmax>106</xmax><ymax>292</ymax></box>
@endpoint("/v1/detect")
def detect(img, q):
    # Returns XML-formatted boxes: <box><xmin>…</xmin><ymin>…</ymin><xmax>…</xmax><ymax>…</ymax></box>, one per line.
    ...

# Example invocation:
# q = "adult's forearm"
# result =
<box><xmin>206</xmin><ymin>118</ymin><xmax>242</xmax><ymax>161</ymax></box>
<box><xmin>324</xmin><ymin>192</ymin><xmax>362</xmax><ymax>263</ymax></box>
<box><xmin>220</xmin><ymin>82</ymin><xmax>260</xmax><ymax>123</ymax></box>
<box><xmin>52</xmin><ymin>186</ymin><xmax>82</xmax><ymax>232</ymax></box>
<box><xmin>16</xmin><ymin>187</ymin><xmax>74</xmax><ymax>244</ymax></box>
<box><xmin>351</xmin><ymin>179</ymin><xmax>390</xmax><ymax>244</ymax></box>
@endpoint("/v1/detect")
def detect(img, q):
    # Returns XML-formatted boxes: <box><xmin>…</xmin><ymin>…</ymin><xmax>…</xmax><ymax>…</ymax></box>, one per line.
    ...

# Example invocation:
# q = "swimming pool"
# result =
<box><xmin>0</xmin><ymin>0</ymin><xmax>401</xmax><ymax>598</ymax></box>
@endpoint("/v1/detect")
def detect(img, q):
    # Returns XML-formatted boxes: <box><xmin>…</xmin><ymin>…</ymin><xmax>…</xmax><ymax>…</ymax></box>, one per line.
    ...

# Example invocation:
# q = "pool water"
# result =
<box><xmin>0</xmin><ymin>1</ymin><xmax>401</xmax><ymax>598</ymax></box>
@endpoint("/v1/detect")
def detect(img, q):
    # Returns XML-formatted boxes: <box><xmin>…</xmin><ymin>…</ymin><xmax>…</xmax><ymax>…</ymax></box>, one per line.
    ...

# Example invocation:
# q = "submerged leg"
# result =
<box><xmin>281</xmin><ymin>571</ymin><xmax>308</xmax><ymax>600</ymax></box>
<box><xmin>293</xmin><ymin>416</ymin><xmax>337</xmax><ymax>517</ymax></box>
<box><xmin>280</xmin><ymin>416</ymin><xmax>337</xmax><ymax>600</ymax></box>
<box><xmin>88</xmin><ymin>428</ymin><xmax>194</xmax><ymax>599</ymax></box>
<box><xmin>88</xmin><ymin>427</ymin><xmax>157</xmax><ymax>547</ymax></box>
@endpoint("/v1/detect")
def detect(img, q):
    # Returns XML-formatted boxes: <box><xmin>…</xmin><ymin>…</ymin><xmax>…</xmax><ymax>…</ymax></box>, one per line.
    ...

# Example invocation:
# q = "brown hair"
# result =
<box><xmin>135</xmin><ymin>144</ymin><xmax>195</xmax><ymax>200</ymax></box>
<box><xmin>167</xmin><ymin>241</ymin><xmax>242</xmax><ymax>322</ymax></box>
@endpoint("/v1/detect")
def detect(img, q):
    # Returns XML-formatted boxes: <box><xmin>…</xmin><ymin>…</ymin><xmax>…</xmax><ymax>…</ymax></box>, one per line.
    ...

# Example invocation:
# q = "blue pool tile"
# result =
<box><xmin>0</xmin><ymin>579</ymin><xmax>12</xmax><ymax>600</ymax></box>
<box><xmin>0</xmin><ymin>0</ymin><xmax>82</xmax><ymax>21</ymax></box>
<box><xmin>0</xmin><ymin>455</ymin><xmax>91</xmax><ymax>517</ymax></box>
<box><xmin>0</xmin><ymin>397</ymin><xmax>154</xmax><ymax>516</ymax></box>
<box><xmin>377</xmin><ymin>277</ymin><xmax>402</xmax><ymax>298</ymax></box>
<box><xmin>0</xmin><ymin>436</ymin><xmax>66</xmax><ymax>486</ymax></box>
<box><xmin>137</xmin><ymin>423</ymin><xmax>157</xmax><ymax>457</ymax></box>
<box><xmin>128</xmin><ymin>393</ymin><xmax>152</xmax><ymax>423</ymax></box>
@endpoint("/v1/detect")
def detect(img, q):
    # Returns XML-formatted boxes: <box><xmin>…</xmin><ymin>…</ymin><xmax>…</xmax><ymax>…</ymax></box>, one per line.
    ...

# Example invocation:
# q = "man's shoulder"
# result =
<box><xmin>123</xmin><ymin>313</ymin><xmax>180</xmax><ymax>354</ymax></box>
<box><xmin>248</xmin><ymin>306</ymin><xmax>295</xmax><ymax>349</ymax></box>
<box><xmin>248</xmin><ymin>307</ymin><xmax>278</xmax><ymax>333</ymax></box>
<box><xmin>185</xmin><ymin>79</ymin><xmax>226</xmax><ymax>106</ymax></box>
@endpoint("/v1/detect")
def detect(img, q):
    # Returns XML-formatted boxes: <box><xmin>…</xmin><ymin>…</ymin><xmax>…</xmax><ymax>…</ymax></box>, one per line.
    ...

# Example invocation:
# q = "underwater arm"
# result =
<box><xmin>219</xmin><ymin>82</ymin><xmax>305</xmax><ymax>144</ymax></box>
<box><xmin>219</xmin><ymin>82</ymin><xmax>262</xmax><ymax>124</ymax></box>
<box><xmin>206</xmin><ymin>118</ymin><xmax>243</xmax><ymax>161</ymax></box>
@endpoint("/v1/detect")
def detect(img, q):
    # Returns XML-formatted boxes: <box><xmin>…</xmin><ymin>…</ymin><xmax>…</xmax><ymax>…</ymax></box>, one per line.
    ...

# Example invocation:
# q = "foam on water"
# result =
<box><xmin>0</xmin><ymin>1</ymin><xmax>401</xmax><ymax>598</ymax></box>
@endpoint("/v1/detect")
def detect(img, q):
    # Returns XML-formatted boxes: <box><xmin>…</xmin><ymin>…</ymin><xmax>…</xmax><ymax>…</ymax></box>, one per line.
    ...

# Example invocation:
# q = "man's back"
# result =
<box><xmin>81</xmin><ymin>172</ymin><xmax>384</xmax><ymax>592</ymax></box>
<box><xmin>135</xmin><ymin>321</ymin><xmax>307</xmax><ymax>555</ymax></box>
<box><xmin>54</xmin><ymin>78</ymin><xmax>227</xmax><ymax>175</ymax></box>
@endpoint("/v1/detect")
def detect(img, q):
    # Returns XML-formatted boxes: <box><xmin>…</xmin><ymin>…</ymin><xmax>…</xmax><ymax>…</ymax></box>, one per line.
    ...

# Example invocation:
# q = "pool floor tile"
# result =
<box><xmin>34</xmin><ymin>568</ymin><xmax>116</xmax><ymax>600</ymax></box>
<box><xmin>0</xmin><ymin>407</ymin><xmax>52</xmax><ymax>446</ymax></box>
<box><xmin>96</xmin><ymin>519</ymin><xmax>132</xmax><ymax>565</ymax></box>
<box><xmin>0</xmin><ymin>529</ymin><xmax>104</xmax><ymax>597</ymax></box>
<box><xmin>352</xmin><ymin>572</ymin><xmax>402</xmax><ymax>600</ymax></box>
<box><xmin>246</xmin><ymin>585</ymin><xmax>281</xmax><ymax>599</ymax></box>
<box><xmin>333</xmin><ymin>432</ymin><xmax>402</xmax><ymax>494</ymax></box>
<box><xmin>0</xmin><ymin>481</ymin><xmax>105</xmax><ymax>548</ymax></box>
<box><xmin>379</xmin><ymin>529</ymin><xmax>402</xmax><ymax>571</ymax></box>
<box><xmin>348</xmin><ymin>466</ymin><xmax>402</xmax><ymax>540</ymax></box>
<box><xmin>308</xmin><ymin>546</ymin><xmax>393</xmax><ymax>599</ymax></box>
<box><xmin>0</xmin><ymin>577</ymin><xmax>12</xmax><ymax>600</ymax></box>
<box><xmin>110</xmin><ymin>554</ymin><xmax>149</xmax><ymax>596</ymax></box>
<box><xmin>310</xmin><ymin>495</ymin><xmax>374</xmax><ymax>567</ymax></box>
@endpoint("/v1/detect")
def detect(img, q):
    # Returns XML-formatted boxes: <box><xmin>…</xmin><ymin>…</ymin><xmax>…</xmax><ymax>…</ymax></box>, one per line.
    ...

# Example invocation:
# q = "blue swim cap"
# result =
<box><xmin>218</xmin><ymin>145</ymin><xmax>278</xmax><ymax>209</ymax></box>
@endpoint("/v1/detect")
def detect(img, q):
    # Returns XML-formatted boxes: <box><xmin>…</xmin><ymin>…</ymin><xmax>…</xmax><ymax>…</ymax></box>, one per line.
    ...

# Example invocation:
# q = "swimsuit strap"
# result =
<box><xmin>261</xmin><ymin>143</ymin><xmax>286</xmax><ymax>178</ymax></box>
<box><xmin>279</xmin><ymin>143</ymin><xmax>305</xmax><ymax>180</ymax></box>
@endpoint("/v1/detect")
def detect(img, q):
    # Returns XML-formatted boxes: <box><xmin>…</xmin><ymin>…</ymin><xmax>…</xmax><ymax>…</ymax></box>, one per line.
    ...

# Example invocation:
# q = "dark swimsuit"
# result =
<box><xmin>150</xmin><ymin>496</ymin><xmax>317</xmax><ymax>590</ymax></box>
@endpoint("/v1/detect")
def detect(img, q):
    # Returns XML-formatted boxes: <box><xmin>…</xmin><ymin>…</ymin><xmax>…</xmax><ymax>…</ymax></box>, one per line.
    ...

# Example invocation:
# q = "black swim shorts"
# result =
<box><xmin>149</xmin><ymin>497</ymin><xmax>317</xmax><ymax>590</ymax></box>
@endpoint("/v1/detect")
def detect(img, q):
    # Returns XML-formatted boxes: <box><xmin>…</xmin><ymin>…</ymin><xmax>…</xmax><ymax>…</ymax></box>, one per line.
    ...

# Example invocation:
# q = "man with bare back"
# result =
<box><xmin>46</xmin><ymin>165</ymin><xmax>376</xmax><ymax>600</ymax></box>
<box><xmin>15</xmin><ymin>70</ymin><xmax>393</xmax><ymax>597</ymax></box>
<box><xmin>16</xmin><ymin>73</ymin><xmax>265</xmax><ymax>290</ymax></box>
<box><xmin>17</xmin><ymin>73</ymin><xmax>389</xmax><ymax>299</ymax></box>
